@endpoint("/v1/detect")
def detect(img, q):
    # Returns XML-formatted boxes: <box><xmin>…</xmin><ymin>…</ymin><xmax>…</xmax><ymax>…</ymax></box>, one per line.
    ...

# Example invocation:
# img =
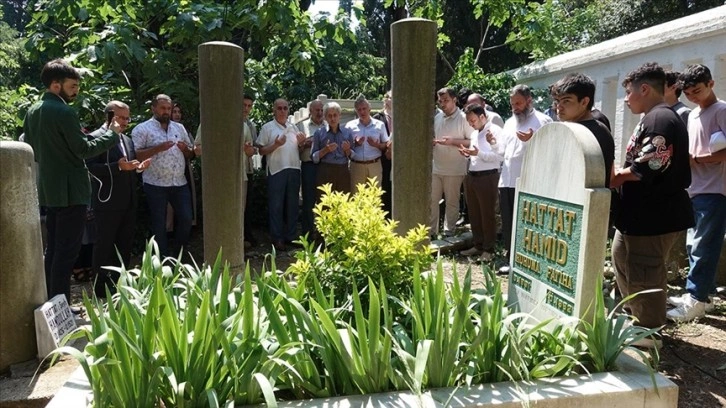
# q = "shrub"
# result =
<box><xmin>288</xmin><ymin>181</ymin><xmax>432</xmax><ymax>303</ymax></box>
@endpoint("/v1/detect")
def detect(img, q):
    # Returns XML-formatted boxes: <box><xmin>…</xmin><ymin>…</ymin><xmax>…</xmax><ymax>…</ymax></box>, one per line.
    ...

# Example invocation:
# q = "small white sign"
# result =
<box><xmin>34</xmin><ymin>294</ymin><xmax>77</xmax><ymax>358</ymax></box>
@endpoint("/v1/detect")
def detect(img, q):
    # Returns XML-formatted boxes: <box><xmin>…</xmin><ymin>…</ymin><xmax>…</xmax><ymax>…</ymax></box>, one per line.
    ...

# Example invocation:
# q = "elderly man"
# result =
<box><xmin>23</xmin><ymin>59</ymin><xmax>122</xmax><ymax>306</ymax></box>
<box><xmin>431</xmin><ymin>87</ymin><xmax>474</xmax><ymax>238</ymax></box>
<box><xmin>497</xmin><ymin>84</ymin><xmax>552</xmax><ymax>274</ymax></box>
<box><xmin>132</xmin><ymin>94</ymin><xmax>195</xmax><ymax>257</ymax></box>
<box><xmin>466</xmin><ymin>93</ymin><xmax>505</xmax><ymax>128</ymax></box>
<box><xmin>87</xmin><ymin>101</ymin><xmax>150</xmax><ymax>296</ymax></box>
<box><xmin>297</xmin><ymin>99</ymin><xmax>326</xmax><ymax>238</ymax></box>
<box><xmin>257</xmin><ymin>98</ymin><xmax>306</xmax><ymax>252</ymax></box>
<box><xmin>346</xmin><ymin>95</ymin><xmax>389</xmax><ymax>194</ymax></box>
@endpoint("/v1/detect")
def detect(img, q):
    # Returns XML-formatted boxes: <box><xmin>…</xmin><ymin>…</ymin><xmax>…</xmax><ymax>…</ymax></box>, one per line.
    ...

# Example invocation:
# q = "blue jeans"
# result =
<box><xmin>686</xmin><ymin>194</ymin><xmax>726</xmax><ymax>302</ymax></box>
<box><xmin>300</xmin><ymin>161</ymin><xmax>317</xmax><ymax>238</ymax></box>
<box><xmin>268</xmin><ymin>168</ymin><xmax>301</xmax><ymax>242</ymax></box>
<box><xmin>143</xmin><ymin>183</ymin><xmax>193</xmax><ymax>257</ymax></box>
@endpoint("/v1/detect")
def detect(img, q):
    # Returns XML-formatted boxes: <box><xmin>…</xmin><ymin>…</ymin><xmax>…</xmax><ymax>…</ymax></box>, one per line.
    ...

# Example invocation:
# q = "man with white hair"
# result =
<box><xmin>345</xmin><ymin>95</ymin><xmax>389</xmax><ymax>194</ymax></box>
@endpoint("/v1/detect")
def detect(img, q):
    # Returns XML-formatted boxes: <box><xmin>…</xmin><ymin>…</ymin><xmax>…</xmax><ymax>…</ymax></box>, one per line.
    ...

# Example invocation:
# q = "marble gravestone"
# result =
<box><xmin>507</xmin><ymin>122</ymin><xmax>611</xmax><ymax>322</ymax></box>
<box><xmin>34</xmin><ymin>294</ymin><xmax>77</xmax><ymax>358</ymax></box>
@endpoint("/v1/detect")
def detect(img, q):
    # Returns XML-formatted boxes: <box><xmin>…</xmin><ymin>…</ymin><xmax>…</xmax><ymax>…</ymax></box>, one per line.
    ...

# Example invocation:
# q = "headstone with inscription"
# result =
<box><xmin>507</xmin><ymin>122</ymin><xmax>610</xmax><ymax>322</ymax></box>
<box><xmin>34</xmin><ymin>295</ymin><xmax>77</xmax><ymax>358</ymax></box>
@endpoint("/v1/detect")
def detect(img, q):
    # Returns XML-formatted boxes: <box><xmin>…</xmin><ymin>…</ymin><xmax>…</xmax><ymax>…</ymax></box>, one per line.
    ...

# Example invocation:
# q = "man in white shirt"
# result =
<box><xmin>132</xmin><ymin>94</ymin><xmax>195</xmax><ymax>257</ymax></box>
<box><xmin>432</xmin><ymin>87</ymin><xmax>474</xmax><ymax>238</ymax></box>
<box><xmin>466</xmin><ymin>93</ymin><xmax>505</xmax><ymax>128</ymax></box>
<box><xmin>256</xmin><ymin>98</ymin><xmax>306</xmax><ymax>252</ymax></box>
<box><xmin>297</xmin><ymin>99</ymin><xmax>326</xmax><ymax>239</ymax></box>
<box><xmin>497</xmin><ymin>85</ymin><xmax>553</xmax><ymax>273</ymax></box>
<box><xmin>346</xmin><ymin>95</ymin><xmax>389</xmax><ymax>194</ymax></box>
<box><xmin>459</xmin><ymin>104</ymin><xmax>504</xmax><ymax>261</ymax></box>
<box><xmin>667</xmin><ymin>64</ymin><xmax>726</xmax><ymax>322</ymax></box>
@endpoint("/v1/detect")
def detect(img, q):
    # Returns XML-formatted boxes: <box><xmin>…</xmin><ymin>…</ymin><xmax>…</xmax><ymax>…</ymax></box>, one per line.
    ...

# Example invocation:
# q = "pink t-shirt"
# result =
<box><xmin>687</xmin><ymin>100</ymin><xmax>726</xmax><ymax>197</ymax></box>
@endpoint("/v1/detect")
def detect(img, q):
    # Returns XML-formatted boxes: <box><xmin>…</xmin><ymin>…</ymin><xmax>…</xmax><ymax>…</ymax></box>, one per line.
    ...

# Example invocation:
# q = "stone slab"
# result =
<box><xmin>34</xmin><ymin>295</ymin><xmax>76</xmax><ymax>359</ymax></box>
<box><xmin>47</xmin><ymin>351</ymin><xmax>675</xmax><ymax>408</ymax></box>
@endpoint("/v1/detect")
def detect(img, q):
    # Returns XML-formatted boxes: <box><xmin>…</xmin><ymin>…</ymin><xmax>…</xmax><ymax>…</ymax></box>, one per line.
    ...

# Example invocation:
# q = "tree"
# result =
<box><xmin>19</xmin><ymin>0</ymin><xmax>352</xmax><ymax>128</ymax></box>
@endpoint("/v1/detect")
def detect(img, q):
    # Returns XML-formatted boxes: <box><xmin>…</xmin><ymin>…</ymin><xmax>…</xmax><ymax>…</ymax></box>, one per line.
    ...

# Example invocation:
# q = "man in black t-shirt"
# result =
<box><xmin>550</xmin><ymin>73</ymin><xmax>615</xmax><ymax>187</ymax></box>
<box><xmin>611</xmin><ymin>63</ymin><xmax>694</xmax><ymax>339</ymax></box>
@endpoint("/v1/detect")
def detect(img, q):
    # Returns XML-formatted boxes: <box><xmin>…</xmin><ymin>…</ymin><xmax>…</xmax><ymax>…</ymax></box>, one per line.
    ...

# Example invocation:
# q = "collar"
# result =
<box><xmin>443</xmin><ymin>107</ymin><xmax>461</xmax><ymax>119</ymax></box>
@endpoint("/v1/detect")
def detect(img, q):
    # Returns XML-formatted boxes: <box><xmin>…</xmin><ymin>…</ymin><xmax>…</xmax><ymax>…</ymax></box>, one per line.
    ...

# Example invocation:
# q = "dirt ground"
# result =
<box><xmin>67</xmin><ymin>227</ymin><xmax>725</xmax><ymax>408</ymax></box>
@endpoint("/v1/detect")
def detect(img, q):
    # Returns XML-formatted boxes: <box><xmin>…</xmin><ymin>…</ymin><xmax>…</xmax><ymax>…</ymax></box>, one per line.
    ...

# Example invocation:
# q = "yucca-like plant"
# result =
<box><xmin>578</xmin><ymin>275</ymin><xmax>661</xmax><ymax>377</ymax></box>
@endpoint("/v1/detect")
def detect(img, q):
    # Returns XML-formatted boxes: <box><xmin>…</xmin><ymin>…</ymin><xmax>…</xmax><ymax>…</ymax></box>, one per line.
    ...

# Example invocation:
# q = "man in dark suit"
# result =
<box><xmin>87</xmin><ymin>101</ymin><xmax>150</xmax><ymax>297</ymax></box>
<box><xmin>23</xmin><ymin>59</ymin><xmax>122</xmax><ymax>306</ymax></box>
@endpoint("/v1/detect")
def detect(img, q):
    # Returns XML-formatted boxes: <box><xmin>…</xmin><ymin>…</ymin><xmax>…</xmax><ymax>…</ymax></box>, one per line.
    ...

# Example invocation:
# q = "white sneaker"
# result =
<box><xmin>478</xmin><ymin>252</ymin><xmax>493</xmax><ymax>262</ymax></box>
<box><xmin>667</xmin><ymin>295</ymin><xmax>706</xmax><ymax>323</ymax></box>
<box><xmin>667</xmin><ymin>293</ymin><xmax>714</xmax><ymax>313</ymax></box>
<box><xmin>460</xmin><ymin>247</ymin><xmax>481</xmax><ymax>256</ymax></box>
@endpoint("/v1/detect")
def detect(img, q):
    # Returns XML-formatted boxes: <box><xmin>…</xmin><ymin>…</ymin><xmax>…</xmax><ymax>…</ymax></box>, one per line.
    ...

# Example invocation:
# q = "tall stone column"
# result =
<box><xmin>390</xmin><ymin>18</ymin><xmax>437</xmax><ymax>236</ymax></box>
<box><xmin>0</xmin><ymin>141</ymin><xmax>47</xmax><ymax>371</ymax></box>
<box><xmin>198</xmin><ymin>42</ymin><xmax>245</xmax><ymax>272</ymax></box>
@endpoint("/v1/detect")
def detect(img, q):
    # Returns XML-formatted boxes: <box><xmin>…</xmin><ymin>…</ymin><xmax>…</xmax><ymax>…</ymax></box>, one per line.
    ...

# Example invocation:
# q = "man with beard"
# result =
<box><xmin>497</xmin><ymin>85</ymin><xmax>552</xmax><ymax>274</ymax></box>
<box><xmin>23</xmin><ymin>59</ymin><xmax>122</xmax><ymax>307</ymax></box>
<box><xmin>87</xmin><ymin>101</ymin><xmax>150</xmax><ymax>297</ymax></box>
<box><xmin>132</xmin><ymin>94</ymin><xmax>195</xmax><ymax>257</ymax></box>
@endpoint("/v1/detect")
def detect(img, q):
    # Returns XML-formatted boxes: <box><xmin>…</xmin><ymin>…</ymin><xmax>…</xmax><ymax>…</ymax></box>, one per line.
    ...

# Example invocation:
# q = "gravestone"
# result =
<box><xmin>0</xmin><ymin>141</ymin><xmax>48</xmax><ymax>372</ymax></box>
<box><xmin>390</xmin><ymin>18</ymin><xmax>436</xmax><ymax>235</ymax></box>
<box><xmin>198</xmin><ymin>41</ymin><xmax>245</xmax><ymax>272</ymax></box>
<box><xmin>34</xmin><ymin>295</ymin><xmax>77</xmax><ymax>358</ymax></box>
<box><xmin>507</xmin><ymin>122</ymin><xmax>611</xmax><ymax>322</ymax></box>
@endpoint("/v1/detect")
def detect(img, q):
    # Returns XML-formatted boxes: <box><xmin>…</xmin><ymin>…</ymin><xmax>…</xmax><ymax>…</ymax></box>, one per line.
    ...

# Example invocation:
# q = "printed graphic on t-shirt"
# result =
<box><xmin>634</xmin><ymin>135</ymin><xmax>673</xmax><ymax>170</ymax></box>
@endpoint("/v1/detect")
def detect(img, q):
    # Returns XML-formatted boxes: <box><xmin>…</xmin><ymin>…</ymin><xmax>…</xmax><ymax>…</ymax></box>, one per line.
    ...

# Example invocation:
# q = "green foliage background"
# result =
<box><xmin>1</xmin><ymin>0</ymin><xmax>722</xmax><ymax>139</ymax></box>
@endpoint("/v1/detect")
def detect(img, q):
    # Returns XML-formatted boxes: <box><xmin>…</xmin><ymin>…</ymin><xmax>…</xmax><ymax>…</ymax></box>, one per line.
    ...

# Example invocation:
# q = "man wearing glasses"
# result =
<box><xmin>256</xmin><ymin>99</ymin><xmax>306</xmax><ymax>252</ymax></box>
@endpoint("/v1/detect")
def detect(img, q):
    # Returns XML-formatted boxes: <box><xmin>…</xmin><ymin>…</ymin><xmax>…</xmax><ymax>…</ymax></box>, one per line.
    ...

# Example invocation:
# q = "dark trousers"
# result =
<box><xmin>268</xmin><ymin>168</ymin><xmax>300</xmax><ymax>242</ymax></box>
<box><xmin>464</xmin><ymin>172</ymin><xmax>499</xmax><ymax>251</ymax></box>
<box><xmin>144</xmin><ymin>183</ymin><xmax>193</xmax><ymax>257</ymax></box>
<box><xmin>244</xmin><ymin>175</ymin><xmax>255</xmax><ymax>243</ymax></box>
<box><xmin>381</xmin><ymin>156</ymin><xmax>392</xmax><ymax>217</ymax></box>
<box><xmin>499</xmin><ymin>187</ymin><xmax>516</xmax><ymax>255</ymax></box>
<box><xmin>92</xmin><ymin>207</ymin><xmax>136</xmax><ymax>296</ymax></box>
<box><xmin>300</xmin><ymin>161</ymin><xmax>317</xmax><ymax>238</ymax></box>
<box><xmin>45</xmin><ymin>205</ymin><xmax>87</xmax><ymax>302</ymax></box>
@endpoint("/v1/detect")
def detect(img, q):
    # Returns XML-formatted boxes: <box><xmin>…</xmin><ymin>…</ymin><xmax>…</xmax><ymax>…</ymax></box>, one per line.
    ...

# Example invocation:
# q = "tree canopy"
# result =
<box><xmin>0</xmin><ymin>0</ymin><xmax>722</xmax><ymax>140</ymax></box>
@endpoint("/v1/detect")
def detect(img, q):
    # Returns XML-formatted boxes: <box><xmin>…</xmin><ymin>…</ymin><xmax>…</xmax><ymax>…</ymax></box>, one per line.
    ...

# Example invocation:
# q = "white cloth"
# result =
<box><xmin>498</xmin><ymin>109</ymin><xmax>552</xmax><ymax>188</ymax></box>
<box><xmin>257</xmin><ymin>120</ymin><xmax>301</xmax><ymax>175</ymax></box>
<box><xmin>433</xmin><ymin>108</ymin><xmax>474</xmax><ymax>176</ymax></box>
<box><xmin>132</xmin><ymin>118</ymin><xmax>190</xmax><ymax>187</ymax></box>
<box><xmin>469</xmin><ymin>122</ymin><xmax>503</xmax><ymax>172</ymax></box>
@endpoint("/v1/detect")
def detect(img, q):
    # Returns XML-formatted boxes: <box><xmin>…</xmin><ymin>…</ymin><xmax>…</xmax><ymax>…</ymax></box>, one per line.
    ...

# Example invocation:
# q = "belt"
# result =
<box><xmin>351</xmin><ymin>157</ymin><xmax>381</xmax><ymax>164</ymax></box>
<box><xmin>468</xmin><ymin>169</ymin><xmax>498</xmax><ymax>176</ymax></box>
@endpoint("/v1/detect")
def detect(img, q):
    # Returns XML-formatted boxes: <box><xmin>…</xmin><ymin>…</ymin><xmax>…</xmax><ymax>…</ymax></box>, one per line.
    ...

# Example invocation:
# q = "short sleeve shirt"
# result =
<box><xmin>433</xmin><ymin>108</ymin><xmax>474</xmax><ymax>176</ymax></box>
<box><xmin>131</xmin><ymin>118</ymin><xmax>190</xmax><ymax>187</ymax></box>
<box><xmin>616</xmin><ymin>103</ymin><xmax>694</xmax><ymax>235</ymax></box>
<box><xmin>257</xmin><ymin>120</ymin><xmax>301</xmax><ymax>175</ymax></box>
<box><xmin>345</xmin><ymin>117</ymin><xmax>389</xmax><ymax>161</ymax></box>
<box><xmin>687</xmin><ymin>100</ymin><xmax>726</xmax><ymax>197</ymax></box>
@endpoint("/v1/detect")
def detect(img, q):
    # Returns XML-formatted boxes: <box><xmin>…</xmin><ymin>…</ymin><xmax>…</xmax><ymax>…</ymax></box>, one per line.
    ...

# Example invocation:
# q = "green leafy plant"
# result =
<box><xmin>288</xmin><ymin>181</ymin><xmax>432</xmax><ymax>303</ymax></box>
<box><xmin>578</xmin><ymin>276</ymin><xmax>661</xmax><ymax>378</ymax></box>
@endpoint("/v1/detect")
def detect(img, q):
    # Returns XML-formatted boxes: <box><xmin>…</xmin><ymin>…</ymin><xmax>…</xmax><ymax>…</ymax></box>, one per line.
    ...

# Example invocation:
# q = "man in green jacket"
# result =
<box><xmin>23</xmin><ymin>59</ymin><xmax>121</xmax><ymax>308</ymax></box>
